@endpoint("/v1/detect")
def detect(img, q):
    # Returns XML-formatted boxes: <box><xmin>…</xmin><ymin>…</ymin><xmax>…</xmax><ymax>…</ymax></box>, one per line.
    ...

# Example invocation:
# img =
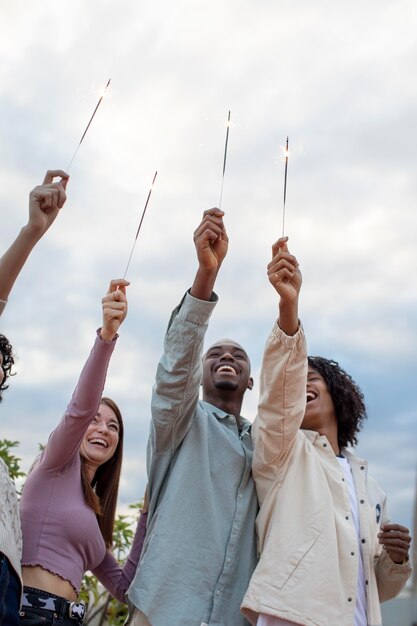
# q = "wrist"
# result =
<box><xmin>98</xmin><ymin>327</ymin><xmax>118</xmax><ymax>342</ymax></box>
<box><xmin>278</xmin><ymin>298</ymin><xmax>299</xmax><ymax>336</ymax></box>
<box><xmin>22</xmin><ymin>222</ymin><xmax>44</xmax><ymax>242</ymax></box>
<box><xmin>190</xmin><ymin>266</ymin><xmax>219</xmax><ymax>301</ymax></box>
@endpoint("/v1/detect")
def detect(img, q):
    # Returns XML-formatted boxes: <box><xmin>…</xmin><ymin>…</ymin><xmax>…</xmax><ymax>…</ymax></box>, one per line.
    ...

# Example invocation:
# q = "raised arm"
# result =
<box><xmin>41</xmin><ymin>279</ymin><xmax>129</xmax><ymax>471</ymax></box>
<box><xmin>0</xmin><ymin>170</ymin><xmax>69</xmax><ymax>315</ymax></box>
<box><xmin>252</xmin><ymin>237</ymin><xmax>307</xmax><ymax>503</ymax></box>
<box><xmin>150</xmin><ymin>209</ymin><xmax>228</xmax><ymax>457</ymax></box>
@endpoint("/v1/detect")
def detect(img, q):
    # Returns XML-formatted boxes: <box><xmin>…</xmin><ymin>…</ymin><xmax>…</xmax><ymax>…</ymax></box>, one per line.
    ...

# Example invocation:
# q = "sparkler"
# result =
<box><xmin>123</xmin><ymin>171</ymin><xmax>158</xmax><ymax>279</ymax></box>
<box><xmin>282</xmin><ymin>136</ymin><xmax>289</xmax><ymax>237</ymax></box>
<box><xmin>66</xmin><ymin>79</ymin><xmax>111</xmax><ymax>171</ymax></box>
<box><xmin>218</xmin><ymin>110</ymin><xmax>231</xmax><ymax>208</ymax></box>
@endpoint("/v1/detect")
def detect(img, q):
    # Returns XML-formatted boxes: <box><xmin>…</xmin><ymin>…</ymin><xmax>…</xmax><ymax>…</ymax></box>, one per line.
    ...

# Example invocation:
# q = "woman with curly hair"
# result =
<box><xmin>1</xmin><ymin>170</ymin><xmax>68</xmax><ymax>625</ymax></box>
<box><xmin>242</xmin><ymin>237</ymin><xmax>411</xmax><ymax>626</ymax></box>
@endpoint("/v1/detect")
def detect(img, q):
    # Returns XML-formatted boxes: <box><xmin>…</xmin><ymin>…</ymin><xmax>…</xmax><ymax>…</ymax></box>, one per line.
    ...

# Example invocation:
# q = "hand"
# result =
<box><xmin>193</xmin><ymin>208</ymin><xmax>229</xmax><ymax>273</ymax></box>
<box><xmin>378</xmin><ymin>523</ymin><xmax>411</xmax><ymax>564</ymax></box>
<box><xmin>267</xmin><ymin>237</ymin><xmax>302</xmax><ymax>302</ymax></box>
<box><xmin>28</xmin><ymin>170</ymin><xmax>69</xmax><ymax>236</ymax></box>
<box><xmin>100</xmin><ymin>279</ymin><xmax>130</xmax><ymax>341</ymax></box>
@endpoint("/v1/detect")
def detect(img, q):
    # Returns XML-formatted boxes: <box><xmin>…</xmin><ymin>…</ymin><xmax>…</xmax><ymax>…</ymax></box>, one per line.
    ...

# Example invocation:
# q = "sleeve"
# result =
<box><xmin>92</xmin><ymin>511</ymin><xmax>148</xmax><ymax>603</ymax></box>
<box><xmin>40</xmin><ymin>331</ymin><xmax>117</xmax><ymax>471</ymax></box>
<box><xmin>252</xmin><ymin>323</ymin><xmax>307</xmax><ymax>505</ymax></box>
<box><xmin>149</xmin><ymin>290</ymin><xmax>217</xmax><ymax>458</ymax></box>
<box><xmin>374</xmin><ymin>496</ymin><xmax>412</xmax><ymax>602</ymax></box>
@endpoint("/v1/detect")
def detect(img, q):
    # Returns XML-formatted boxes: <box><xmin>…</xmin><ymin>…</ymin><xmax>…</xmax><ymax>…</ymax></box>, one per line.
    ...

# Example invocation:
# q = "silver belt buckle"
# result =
<box><xmin>69</xmin><ymin>601</ymin><xmax>86</xmax><ymax>622</ymax></box>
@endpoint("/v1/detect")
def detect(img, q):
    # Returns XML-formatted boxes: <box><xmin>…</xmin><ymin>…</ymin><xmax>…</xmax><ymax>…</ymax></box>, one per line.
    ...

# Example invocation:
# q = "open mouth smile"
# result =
<box><xmin>88</xmin><ymin>438</ymin><xmax>108</xmax><ymax>448</ymax></box>
<box><xmin>214</xmin><ymin>364</ymin><xmax>238</xmax><ymax>375</ymax></box>
<box><xmin>306</xmin><ymin>391</ymin><xmax>317</xmax><ymax>403</ymax></box>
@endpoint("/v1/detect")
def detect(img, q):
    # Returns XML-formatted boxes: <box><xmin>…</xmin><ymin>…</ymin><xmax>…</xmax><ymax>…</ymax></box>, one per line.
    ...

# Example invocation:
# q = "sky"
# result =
<box><xmin>0</xmin><ymin>0</ymin><xmax>416</xmax><ymax>555</ymax></box>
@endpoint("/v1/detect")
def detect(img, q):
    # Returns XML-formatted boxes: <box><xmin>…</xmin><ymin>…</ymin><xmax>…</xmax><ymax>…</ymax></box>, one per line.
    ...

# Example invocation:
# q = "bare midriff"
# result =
<box><xmin>22</xmin><ymin>565</ymin><xmax>78</xmax><ymax>602</ymax></box>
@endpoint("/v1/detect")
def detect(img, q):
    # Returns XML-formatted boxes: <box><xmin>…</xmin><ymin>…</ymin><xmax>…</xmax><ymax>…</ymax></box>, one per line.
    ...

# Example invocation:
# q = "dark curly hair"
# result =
<box><xmin>307</xmin><ymin>356</ymin><xmax>367</xmax><ymax>449</ymax></box>
<box><xmin>0</xmin><ymin>334</ymin><xmax>15</xmax><ymax>402</ymax></box>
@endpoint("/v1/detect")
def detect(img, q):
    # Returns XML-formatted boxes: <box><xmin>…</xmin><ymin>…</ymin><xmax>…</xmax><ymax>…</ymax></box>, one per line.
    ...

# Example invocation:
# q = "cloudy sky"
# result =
<box><xmin>1</xmin><ymin>0</ymin><xmax>416</xmax><ymax>555</ymax></box>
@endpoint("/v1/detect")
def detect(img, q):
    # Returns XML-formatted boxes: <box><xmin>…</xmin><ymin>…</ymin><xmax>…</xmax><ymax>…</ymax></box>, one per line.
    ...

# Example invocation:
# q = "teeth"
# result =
<box><xmin>217</xmin><ymin>365</ymin><xmax>236</xmax><ymax>374</ymax></box>
<box><xmin>306</xmin><ymin>392</ymin><xmax>316</xmax><ymax>402</ymax></box>
<box><xmin>89</xmin><ymin>438</ymin><xmax>107</xmax><ymax>447</ymax></box>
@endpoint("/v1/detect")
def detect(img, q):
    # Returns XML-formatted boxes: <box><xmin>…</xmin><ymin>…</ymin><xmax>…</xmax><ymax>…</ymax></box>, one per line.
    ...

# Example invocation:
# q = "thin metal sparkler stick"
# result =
<box><xmin>66</xmin><ymin>79</ymin><xmax>111</xmax><ymax>172</ymax></box>
<box><xmin>123</xmin><ymin>171</ymin><xmax>158</xmax><ymax>279</ymax></box>
<box><xmin>219</xmin><ymin>110</ymin><xmax>231</xmax><ymax>208</ymax></box>
<box><xmin>282</xmin><ymin>136</ymin><xmax>289</xmax><ymax>237</ymax></box>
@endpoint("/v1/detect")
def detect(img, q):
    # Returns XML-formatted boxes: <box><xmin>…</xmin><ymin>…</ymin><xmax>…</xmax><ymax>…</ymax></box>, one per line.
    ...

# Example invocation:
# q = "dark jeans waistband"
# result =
<box><xmin>22</xmin><ymin>587</ymin><xmax>86</xmax><ymax>623</ymax></box>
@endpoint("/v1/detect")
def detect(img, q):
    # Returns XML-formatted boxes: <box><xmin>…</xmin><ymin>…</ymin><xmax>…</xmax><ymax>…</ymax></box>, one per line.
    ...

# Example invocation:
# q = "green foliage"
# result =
<box><xmin>0</xmin><ymin>440</ymin><xmax>25</xmax><ymax>490</ymax></box>
<box><xmin>0</xmin><ymin>439</ymin><xmax>144</xmax><ymax>626</ymax></box>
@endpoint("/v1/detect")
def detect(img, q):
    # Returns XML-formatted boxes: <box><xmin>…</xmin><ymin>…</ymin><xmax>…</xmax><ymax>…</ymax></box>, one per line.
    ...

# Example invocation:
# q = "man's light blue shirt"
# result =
<box><xmin>128</xmin><ymin>292</ymin><xmax>258</xmax><ymax>626</ymax></box>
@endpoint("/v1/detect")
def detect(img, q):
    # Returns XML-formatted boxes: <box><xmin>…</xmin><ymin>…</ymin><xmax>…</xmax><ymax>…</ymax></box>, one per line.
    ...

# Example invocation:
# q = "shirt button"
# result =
<box><xmin>348</xmin><ymin>597</ymin><xmax>352</xmax><ymax>602</ymax></box>
<box><xmin>229</xmin><ymin>416</ymin><xmax>234</xmax><ymax>422</ymax></box>
<box><xmin>227</xmin><ymin>557</ymin><xmax>231</xmax><ymax>564</ymax></box>
<box><xmin>351</xmin><ymin>552</ymin><xmax>355</xmax><ymax>556</ymax></box>
<box><xmin>365</xmin><ymin>580</ymin><xmax>369</xmax><ymax>585</ymax></box>
<box><xmin>323</xmin><ymin>442</ymin><xmax>327</xmax><ymax>447</ymax></box>
<box><xmin>234</xmin><ymin>524</ymin><xmax>239</xmax><ymax>531</ymax></box>
<box><xmin>238</xmin><ymin>493</ymin><xmax>243</xmax><ymax>499</ymax></box>
<box><xmin>360</xmin><ymin>466</ymin><xmax>365</xmax><ymax>470</ymax></box>
<box><xmin>342</xmin><ymin>478</ymin><xmax>345</xmax><ymax>482</ymax></box>
<box><xmin>361</xmin><ymin>539</ymin><xmax>366</xmax><ymax>544</ymax></box>
<box><xmin>216</xmin><ymin>590</ymin><xmax>221</xmax><ymax>596</ymax></box>
<box><xmin>345</xmin><ymin>516</ymin><xmax>349</xmax><ymax>520</ymax></box>
<box><xmin>360</xmin><ymin>499</ymin><xmax>365</xmax><ymax>504</ymax></box>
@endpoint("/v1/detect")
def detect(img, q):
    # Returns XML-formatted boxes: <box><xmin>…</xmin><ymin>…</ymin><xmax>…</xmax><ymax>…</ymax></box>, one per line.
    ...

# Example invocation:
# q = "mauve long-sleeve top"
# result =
<box><xmin>19</xmin><ymin>332</ymin><xmax>147</xmax><ymax>601</ymax></box>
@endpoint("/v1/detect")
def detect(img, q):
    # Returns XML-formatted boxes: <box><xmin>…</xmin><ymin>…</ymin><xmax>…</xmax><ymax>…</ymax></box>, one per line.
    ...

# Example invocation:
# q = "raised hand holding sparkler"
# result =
<box><xmin>66</xmin><ymin>79</ymin><xmax>111</xmax><ymax>172</ymax></box>
<box><xmin>282</xmin><ymin>136</ymin><xmax>289</xmax><ymax>237</ymax></box>
<box><xmin>123</xmin><ymin>171</ymin><xmax>158</xmax><ymax>279</ymax></box>
<box><xmin>218</xmin><ymin>110</ymin><xmax>231</xmax><ymax>208</ymax></box>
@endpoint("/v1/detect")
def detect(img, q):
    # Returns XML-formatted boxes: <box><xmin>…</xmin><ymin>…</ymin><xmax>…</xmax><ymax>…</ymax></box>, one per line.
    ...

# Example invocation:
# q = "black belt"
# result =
<box><xmin>22</xmin><ymin>586</ymin><xmax>87</xmax><ymax>622</ymax></box>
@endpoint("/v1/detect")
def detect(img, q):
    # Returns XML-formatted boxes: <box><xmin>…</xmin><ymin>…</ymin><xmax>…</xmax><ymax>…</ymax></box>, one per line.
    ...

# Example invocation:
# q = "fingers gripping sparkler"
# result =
<box><xmin>218</xmin><ymin>110</ymin><xmax>231</xmax><ymax>209</ymax></box>
<box><xmin>66</xmin><ymin>79</ymin><xmax>111</xmax><ymax>172</ymax></box>
<box><xmin>123</xmin><ymin>171</ymin><xmax>158</xmax><ymax>279</ymax></box>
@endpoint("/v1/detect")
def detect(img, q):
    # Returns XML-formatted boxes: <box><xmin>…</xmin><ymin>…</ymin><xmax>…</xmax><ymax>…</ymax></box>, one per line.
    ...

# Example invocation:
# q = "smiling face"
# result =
<box><xmin>202</xmin><ymin>339</ymin><xmax>253</xmax><ymax>397</ymax></box>
<box><xmin>302</xmin><ymin>366</ymin><xmax>337</xmax><ymax>433</ymax></box>
<box><xmin>80</xmin><ymin>403</ymin><xmax>120</xmax><ymax>472</ymax></box>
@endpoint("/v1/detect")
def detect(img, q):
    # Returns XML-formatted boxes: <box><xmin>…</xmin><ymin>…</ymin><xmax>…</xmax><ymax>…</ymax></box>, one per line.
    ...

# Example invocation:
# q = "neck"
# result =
<box><xmin>203</xmin><ymin>391</ymin><xmax>243</xmax><ymax>423</ymax></box>
<box><xmin>83</xmin><ymin>459</ymin><xmax>98</xmax><ymax>483</ymax></box>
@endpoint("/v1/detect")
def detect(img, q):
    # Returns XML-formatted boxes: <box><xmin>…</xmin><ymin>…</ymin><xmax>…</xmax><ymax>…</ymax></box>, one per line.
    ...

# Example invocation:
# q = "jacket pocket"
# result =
<box><xmin>273</xmin><ymin>526</ymin><xmax>321</xmax><ymax>590</ymax></box>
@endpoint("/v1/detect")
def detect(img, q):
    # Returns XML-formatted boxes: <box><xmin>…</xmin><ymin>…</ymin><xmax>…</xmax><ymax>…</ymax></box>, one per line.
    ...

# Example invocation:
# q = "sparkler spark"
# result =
<box><xmin>66</xmin><ymin>79</ymin><xmax>111</xmax><ymax>171</ymax></box>
<box><xmin>219</xmin><ymin>110</ymin><xmax>231</xmax><ymax>208</ymax></box>
<box><xmin>123</xmin><ymin>171</ymin><xmax>158</xmax><ymax>279</ymax></box>
<box><xmin>282</xmin><ymin>136</ymin><xmax>289</xmax><ymax>237</ymax></box>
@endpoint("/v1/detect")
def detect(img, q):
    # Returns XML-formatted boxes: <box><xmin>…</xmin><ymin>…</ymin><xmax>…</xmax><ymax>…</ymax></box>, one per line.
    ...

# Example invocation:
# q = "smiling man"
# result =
<box><xmin>127</xmin><ymin>209</ymin><xmax>258</xmax><ymax>626</ymax></box>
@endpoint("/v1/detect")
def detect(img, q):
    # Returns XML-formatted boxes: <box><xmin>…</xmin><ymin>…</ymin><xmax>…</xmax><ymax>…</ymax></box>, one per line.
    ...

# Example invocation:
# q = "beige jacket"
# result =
<box><xmin>241</xmin><ymin>324</ymin><xmax>411</xmax><ymax>626</ymax></box>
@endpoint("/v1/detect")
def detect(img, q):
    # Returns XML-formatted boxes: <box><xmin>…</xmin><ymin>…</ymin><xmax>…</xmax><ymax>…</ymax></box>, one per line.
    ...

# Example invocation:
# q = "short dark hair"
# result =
<box><xmin>307</xmin><ymin>356</ymin><xmax>367</xmax><ymax>449</ymax></box>
<box><xmin>0</xmin><ymin>334</ymin><xmax>14</xmax><ymax>402</ymax></box>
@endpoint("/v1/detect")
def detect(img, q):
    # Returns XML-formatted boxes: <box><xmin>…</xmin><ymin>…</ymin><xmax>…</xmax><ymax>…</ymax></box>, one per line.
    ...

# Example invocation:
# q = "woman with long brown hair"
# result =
<box><xmin>18</xmin><ymin>279</ymin><xmax>147</xmax><ymax>625</ymax></box>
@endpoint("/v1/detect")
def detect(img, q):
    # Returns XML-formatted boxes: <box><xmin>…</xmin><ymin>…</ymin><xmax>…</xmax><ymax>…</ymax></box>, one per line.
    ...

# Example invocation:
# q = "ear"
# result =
<box><xmin>247</xmin><ymin>376</ymin><xmax>254</xmax><ymax>391</ymax></box>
